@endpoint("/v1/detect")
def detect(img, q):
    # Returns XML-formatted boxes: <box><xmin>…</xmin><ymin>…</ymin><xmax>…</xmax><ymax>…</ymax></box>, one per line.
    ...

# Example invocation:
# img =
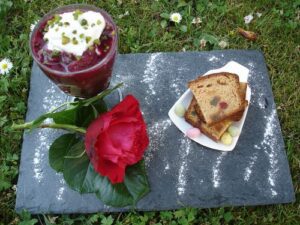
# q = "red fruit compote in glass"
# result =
<box><xmin>30</xmin><ymin>4</ymin><xmax>118</xmax><ymax>97</ymax></box>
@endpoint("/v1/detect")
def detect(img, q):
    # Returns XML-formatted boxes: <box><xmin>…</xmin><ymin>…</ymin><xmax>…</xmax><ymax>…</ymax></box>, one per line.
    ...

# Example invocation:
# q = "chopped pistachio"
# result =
<box><xmin>51</xmin><ymin>50</ymin><xmax>60</xmax><ymax>57</ymax></box>
<box><xmin>91</xmin><ymin>23</ymin><xmax>95</xmax><ymax>27</ymax></box>
<box><xmin>76</xmin><ymin>56</ymin><xmax>81</xmax><ymax>60</ymax></box>
<box><xmin>89</xmin><ymin>46</ymin><xmax>94</xmax><ymax>51</ymax></box>
<box><xmin>85</xmin><ymin>36</ymin><xmax>92</xmax><ymax>43</ymax></box>
<box><xmin>111</xmin><ymin>30</ymin><xmax>116</xmax><ymax>36</ymax></box>
<box><xmin>55</xmin><ymin>28</ymin><xmax>59</xmax><ymax>32</ymax></box>
<box><xmin>96</xmin><ymin>20</ymin><xmax>101</xmax><ymax>25</ymax></box>
<box><xmin>79</xmin><ymin>33</ymin><xmax>84</xmax><ymax>39</ymax></box>
<box><xmin>83</xmin><ymin>26</ymin><xmax>88</xmax><ymax>30</ymax></box>
<box><xmin>72</xmin><ymin>37</ymin><xmax>78</xmax><ymax>45</ymax></box>
<box><xmin>62</xmin><ymin>35</ymin><xmax>70</xmax><ymax>45</ymax></box>
<box><xmin>58</xmin><ymin>22</ymin><xmax>63</xmax><ymax>26</ymax></box>
<box><xmin>64</xmin><ymin>22</ymin><xmax>70</xmax><ymax>26</ymax></box>
<box><xmin>47</xmin><ymin>20</ymin><xmax>54</xmax><ymax>27</ymax></box>
<box><xmin>73</xmin><ymin>9</ymin><xmax>83</xmax><ymax>20</ymax></box>
<box><xmin>93</xmin><ymin>39</ymin><xmax>100</xmax><ymax>45</ymax></box>
<box><xmin>72</xmin><ymin>30</ymin><xmax>77</xmax><ymax>34</ymax></box>
<box><xmin>53</xmin><ymin>14</ymin><xmax>62</xmax><ymax>22</ymax></box>
<box><xmin>80</xmin><ymin>19</ymin><xmax>88</xmax><ymax>26</ymax></box>
<box><xmin>43</xmin><ymin>37</ymin><xmax>49</xmax><ymax>42</ymax></box>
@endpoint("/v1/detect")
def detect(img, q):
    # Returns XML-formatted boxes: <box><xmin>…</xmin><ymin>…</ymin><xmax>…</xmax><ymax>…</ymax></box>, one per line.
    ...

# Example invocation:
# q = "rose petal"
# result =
<box><xmin>85</xmin><ymin>95</ymin><xmax>149</xmax><ymax>184</ymax></box>
<box><xmin>97</xmin><ymin>159</ymin><xmax>126</xmax><ymax>184</ymax></box>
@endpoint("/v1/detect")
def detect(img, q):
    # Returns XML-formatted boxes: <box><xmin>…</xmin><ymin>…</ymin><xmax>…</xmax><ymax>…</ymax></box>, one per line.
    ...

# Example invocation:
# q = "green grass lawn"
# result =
<box><xmin>0</xmin><ymin>0</ymin><xmax>299</xmax><ymax>224</ymax></box>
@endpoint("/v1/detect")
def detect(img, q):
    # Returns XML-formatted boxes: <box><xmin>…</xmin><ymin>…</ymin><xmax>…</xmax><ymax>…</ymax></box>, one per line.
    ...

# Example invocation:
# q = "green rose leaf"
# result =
<box><xmin>95</xmin><ymin>161</ymin><xmax>150</xmax><ymax>207</ymax></box>
<box><xmin>62</xmin><ymin>139</ymin><xmax>149</xmax><ymax>206</ymax></box>
<box><xmin>63</xmin><ymin>140</ymin><xmax>96</xmax><ymax>193</ymax></box>
<box><xmin>51</xmin><ymin>107</ymin><xmax>77</xmax><ymax>125</ymax></box>
<box><xmin>95</xmin><ymin>177</ymin><xmax>133</xmax><ymax>207</ymax></box>
<box><xmin>75</xmin><ymin>100</ymin><xmax>107</xmax><ymax>128</ymax></box>
<box><xmin>31</xmin><ymin>108</ymin><xmax>77</xmax><ymax>129</ymax></box>
<box><xmin>49</xmin><ymin>133</ymin><xmax>79</xmax><ymax>172</ymax></box>
<box><xmin>29</xmin><ymin>83</ymin><xmax>122</xmax><ymax>129</ymax></box>
<box><xmin>124</xmin><ymin>161</ymin><xmax>150</xmax><ymax>204</ymax></box>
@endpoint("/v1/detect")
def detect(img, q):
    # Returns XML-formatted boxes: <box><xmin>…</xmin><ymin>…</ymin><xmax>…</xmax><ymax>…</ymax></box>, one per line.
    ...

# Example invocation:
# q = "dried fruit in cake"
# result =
<box><xmin>188</xmin><ymin>72</ymin><xmax>245</xmax><ymax>125</ymax></box>
<box><xmin>184</xmin><ymin>97</ymin><xmax>232</xmax><ymax>141</ymax></box>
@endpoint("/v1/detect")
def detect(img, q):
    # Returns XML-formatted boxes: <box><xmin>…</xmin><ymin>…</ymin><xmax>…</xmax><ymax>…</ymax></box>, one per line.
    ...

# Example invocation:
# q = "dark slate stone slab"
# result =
<box><xmin>15</xmin><ymin>50</ymin><xmax>295</xmax><ymax>214</ymax></box>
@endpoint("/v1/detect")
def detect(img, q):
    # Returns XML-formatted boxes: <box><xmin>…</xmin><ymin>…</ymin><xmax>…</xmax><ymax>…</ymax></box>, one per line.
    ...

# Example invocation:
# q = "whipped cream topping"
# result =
<box><xmin>44</xmin><ymin>10</ymin><xmax>106</xmax><ymax>56</ymax></box>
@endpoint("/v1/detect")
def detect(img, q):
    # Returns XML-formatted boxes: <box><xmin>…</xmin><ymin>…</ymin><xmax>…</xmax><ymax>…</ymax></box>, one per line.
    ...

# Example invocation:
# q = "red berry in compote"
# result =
<box><xmin>30</xmin><ymin>5</ymin><xmax>118</xmax><ymax>97</ymax></box>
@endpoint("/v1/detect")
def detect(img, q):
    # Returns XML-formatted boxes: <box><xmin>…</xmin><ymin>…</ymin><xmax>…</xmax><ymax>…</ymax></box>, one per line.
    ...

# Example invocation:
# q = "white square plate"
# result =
<box><xmin>168</xmin><ymin>61</ymin><xmax>251</xmax><ymax>151</ymax></box>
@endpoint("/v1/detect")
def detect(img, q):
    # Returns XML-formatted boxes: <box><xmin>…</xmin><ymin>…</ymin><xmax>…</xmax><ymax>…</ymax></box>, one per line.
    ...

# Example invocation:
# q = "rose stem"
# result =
<box><xmin>11</xmin><ymin>122</ymin><xmax>86</xmax><ymax>134</ymax></box>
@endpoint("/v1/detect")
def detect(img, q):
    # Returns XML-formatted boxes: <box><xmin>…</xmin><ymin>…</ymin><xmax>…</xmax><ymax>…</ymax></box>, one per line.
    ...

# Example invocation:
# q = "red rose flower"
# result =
<box><xmin>85</xmin><ymin>95</ymin><xmax>149</xmax><ymax>184</ymax></box>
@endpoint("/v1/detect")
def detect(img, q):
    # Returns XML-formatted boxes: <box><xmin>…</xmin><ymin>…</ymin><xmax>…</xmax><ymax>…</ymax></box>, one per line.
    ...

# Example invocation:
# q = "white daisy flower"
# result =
<box><xmin>0</xmin><ymin>58</ymin><xmax>13</xmax><ymax>75</ymax></box>
<box><xmin>244</xmin><ymin>14</ymin><xmax>254</xmax><ymax>24</ymax></box>
<box><xmin>170</xmin><ymin>12</ymin><xmax>182</xmax><ymax>23</ymax></box>
<box><xmin>218</xmin><ymin>40</ymin><xmax>228</xmax><ymax>49</ymax></box>
<box><xmin>192</xmin><ymin>17</ymin><xmax>202</xmax><ymax>24</ymax></box>
<box><xmin>200</xmin><ymin>39</ymin><xmax>207</xmax><ymax>48</ymax></box>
